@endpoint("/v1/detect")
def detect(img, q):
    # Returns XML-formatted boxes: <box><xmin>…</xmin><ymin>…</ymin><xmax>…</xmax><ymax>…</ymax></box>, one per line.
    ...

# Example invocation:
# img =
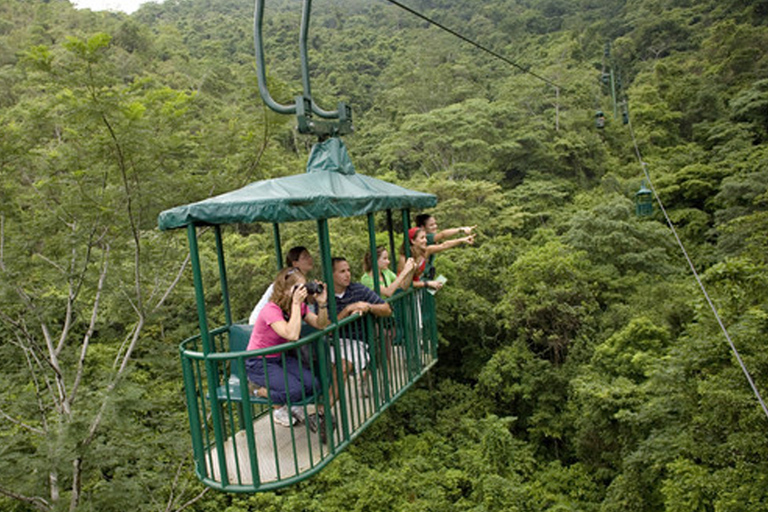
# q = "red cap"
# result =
<box><xmin>408</xmin><ymin>227</ymin><xmax>420</xmax><ymax>241</ymax></box>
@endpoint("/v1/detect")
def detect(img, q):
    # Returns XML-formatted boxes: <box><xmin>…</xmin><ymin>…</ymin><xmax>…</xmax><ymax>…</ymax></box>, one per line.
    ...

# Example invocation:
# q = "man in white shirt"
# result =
<box><xmin>249</xmin><ymin>246</ymin><xmax>315</xmax><ymax>324</ymax></box>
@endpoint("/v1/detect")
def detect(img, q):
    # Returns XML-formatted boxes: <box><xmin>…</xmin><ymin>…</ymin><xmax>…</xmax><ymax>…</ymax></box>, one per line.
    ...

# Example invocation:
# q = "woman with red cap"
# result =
<box><xmin>398</xmin><ymin>226</ymin><xmax>474</xmax><ymax>291</ymax></box>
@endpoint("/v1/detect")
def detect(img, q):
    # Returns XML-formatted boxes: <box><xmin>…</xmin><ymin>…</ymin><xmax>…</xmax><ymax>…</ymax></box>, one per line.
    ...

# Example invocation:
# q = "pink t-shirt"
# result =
<box><xmin>247</xmin><ymin>302</ymin><xmax>307</xmax><ymax>357</ymax></box>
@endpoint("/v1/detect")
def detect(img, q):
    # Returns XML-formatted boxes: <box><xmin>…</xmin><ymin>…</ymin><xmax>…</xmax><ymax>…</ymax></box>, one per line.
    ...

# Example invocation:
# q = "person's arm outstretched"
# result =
<box><xmin>425</xmin><ymin>233</ymin><xmax>475</xmax><ymax>257</ymax></box>
<box><xmin>433</xmin><ymin>225</ymin><xmax>476</xmax><ymax>243</ymax></box>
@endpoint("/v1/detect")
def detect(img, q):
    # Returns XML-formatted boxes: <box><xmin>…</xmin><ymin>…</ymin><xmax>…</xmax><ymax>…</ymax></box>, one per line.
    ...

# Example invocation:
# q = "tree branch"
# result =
<box><xmin>100</xmin><ymin>112</ymin><xmax>143</xmax><ymax>312</ymax></box>
<box><xmin>162</xmin><ymin>462</ymin><xmax>184</xmax><ymax>512</ymax></box>
<box><xmin>40</xmin><ymin>322</ymin><xmax>69</xmax><ymax>416</ymax></box>
<box><xmin>68</xmin><ymin>457</ymin><xmax>82</xmax><ymax>512</ymax></box>
<box><xmin>68</xmin><ymin>244</ymin><xmax>110</xmax><ymax>407</ymax></box>
<box><xmin>0</xmin><ymin>485</ymin><xmax>50</xmax><ymax>512</ymax></box>
<box><xmin>33</xmin><ymin>252</ymin><xmax>67</xmax><ymax>274</ymax></box>
<box><xmin>83</xmin><ymin>313</ymin><xmax>144</xmax><ymax>449</ymax></box>
<box><xmin>5</xmin><ymin>237</ymin><xmax>71</xmax><ymax>416</ymax></box>
<box><xmin>11</xmin><ymin>326</ymin><xmax>55</xmax><ymax>431</ymax></box>
<box><xmin>0</xmin><ymin>406</ymin><xmax>45</xmax><ymax>435</ymax></box>
<box><xmin>0</xmin><ymin>214</ymin><xmax>5</xmax><ymax>271</ymax></box>
<box><xmin>57</xmin><ymin>222</ymin><xmax>102</xmax><ymax>357</ymax></box>
<box><xmin>113</xmin><ymin>293</ymin><xmax>140</xmax><ymax>370</ymax></box>
<box><xmin>171</xmin><ymin>487</ymin><xmax>210</xmax><ymax>512</ymax></box>
<box><xmin>152</xmin><ymin>253</ymin><xmax>190</xmax><ymax>313</ymax></box>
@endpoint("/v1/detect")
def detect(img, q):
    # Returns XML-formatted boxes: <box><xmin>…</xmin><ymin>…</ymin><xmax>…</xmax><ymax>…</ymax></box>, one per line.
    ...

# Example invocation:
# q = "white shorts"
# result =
<box><xmin>329</xmin><ymin>338</ymin><xmax>369</xmax><ymax>374</ymax></box>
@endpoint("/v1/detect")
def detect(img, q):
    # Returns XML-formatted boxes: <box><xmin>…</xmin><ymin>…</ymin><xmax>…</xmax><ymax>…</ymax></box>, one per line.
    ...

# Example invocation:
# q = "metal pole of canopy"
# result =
<box><xmin>188</xmin><ymin>224</ymin><xmax>212</xmax><ymax>354</ymax></box>
<box><xmin>402</xmin><ymin>208</ymin><xmax>411</xmax><ymax>258</ymax></box>
<box><xmin>317</xmin><ymin>218</ymin><xmax>347</xmax><ymax>446</ymax></box>
<box><xmin>186</xmin><ymin>224</ymin><xmax>230</xmax><ymax>484</ymax></box>
<box><xmin>369</xmin><ymin>212</ymin><xmax>393</xmax><ymax>406</ymax></box>
<box><xmin>366</xmin><ymin>213</ymin><xmax>383</xmax><ymax>408</ymax></box>
<box><xmin>317</xmin><ymin>219</ymin><xmax>336</xmax><ymax>321</ymax></box>
<box><xmin>234</xmin><ymin>357</ymin><xmax>261</xmax><ymax>483</ymax></box>
<box><xmin>273</xmin><ymin>223</ymin><xmax>283</xmax><ymax>270</ymax></box>
<box><xmin>386</xmin><ymin>209</ymin><xmax>396</xmax><ymax>268</ymax></box>
<box><xmin>181</xmin><ymin>352</ymin><xmax>205</xmax><ymax>478</ymax></box>
<box><xmin>367</xmin><ymin>213</ymin><xmax>381</xmax><ymax>295</ymax></box>
<box><xmin>400</xmin><ymin>208</ymin><xmax>418</xmax><ymax>378</ymax></box>
<box><xmin>214</xmin><ymin>226</ymin><xmax>233</xmax><ymax>327</ymax></box>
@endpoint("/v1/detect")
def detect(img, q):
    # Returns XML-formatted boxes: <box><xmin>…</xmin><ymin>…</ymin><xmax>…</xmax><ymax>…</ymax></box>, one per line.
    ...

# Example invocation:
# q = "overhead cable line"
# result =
<box><xmin>382</xmin><ymin>0</ymin><xmax>563</xmax><ymax>91</ymax></box>
<box><xmin>625</xmin><ymin>116</ymin><xmax>768</xmax><ymax>423</ymax></box>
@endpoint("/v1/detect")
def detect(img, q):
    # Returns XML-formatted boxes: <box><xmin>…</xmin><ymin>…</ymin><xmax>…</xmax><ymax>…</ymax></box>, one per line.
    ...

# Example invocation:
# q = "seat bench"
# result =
<box><xmin>215</xmin><ymin>324</ymin><xmax>316</xmax><ymax>408</ymax></box>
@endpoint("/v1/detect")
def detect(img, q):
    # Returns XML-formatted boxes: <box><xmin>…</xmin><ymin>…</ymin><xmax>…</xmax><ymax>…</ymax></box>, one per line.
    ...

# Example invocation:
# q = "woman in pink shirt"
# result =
<box><xmin>246</xmin><ymin>267</ymin><xmax>331</xmax><ymax>435</ymax></box>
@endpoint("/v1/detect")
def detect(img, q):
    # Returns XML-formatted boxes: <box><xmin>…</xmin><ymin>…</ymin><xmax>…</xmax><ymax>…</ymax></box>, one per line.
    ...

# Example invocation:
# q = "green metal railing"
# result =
<box><xmin>179</xmin><ymin>287</ymin><xmax>438</xmax><ymax>492</ymax></box>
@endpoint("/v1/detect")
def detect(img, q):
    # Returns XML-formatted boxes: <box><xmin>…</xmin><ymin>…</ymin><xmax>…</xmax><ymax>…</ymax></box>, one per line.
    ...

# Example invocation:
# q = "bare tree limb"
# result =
<box><xmin>0</xmin><ymin>214</ymin><xmax>5</xmax><ymax>271</ymax></box>
<box><xmin>52</xmin><ymin>278</ymin><xmax>75</xmax><ymax>359</ymax></box>
<box><xmin>40</xmin><ymin>322</ymin><xmax>69</xmax><ymax>416</ymax></box>
<box><xmin>0</xmin><ymin>308</ymin><xmax>50</xmax><ymax>442</ymax></box>
<box><xmin>68</xmin><ymin>457</ymin><xmax>82</xmax><ymax>512</ymax></box>
<box><xmin>2</xmin><ymin>242</ymin><xmax>65</xmax><ymax>384</ymax></box>
<box><xmin>162</xmin><ymin>462</ymin><xmax>185</xmax><ymax>512</ymax></box>
<box><xmin>83</xmin><ymin>313</ymin><xmax>144</xmax><ymax>449</ymax></box>
<box><xmin>9</xmin><ymin>325</ymin><xmax>56</xmax><ymax>431</ymax></box>
<box><xmin>0</xmin><ymin>485</ymin><xmax>50</xmax><ymax>512</ymax></box>
<box><xmin>172</xmin><ymin>487</ymin><xmax>210</xmax><ymax>512</ymax></box>
<box><xmin>33</xmin><ymin>252</ymin><xmax>67</xmax><ymax>274</ymax></box>
<box><xmin>68</xmin><ymin>243</ymin><xmax>110</xmax><ymax>407</ymax></box>
<box><xmin>0</xmin><ymin>406</ymin><xmax>45</xmax><ymax>435</ymax></box>
<box><xmin>152</xmin><ymin>253</ymin><xmax>190</xmax><ymax>313</ymax></box>
<box><xmin>57</xmin><ymin>222</ymin><xmax>104</xmax><ymax>358</ymax></box>
<box><xmin>113</xmin><ymin>295</ymin><xmax>141</xmax><ymax>370</ymax></box>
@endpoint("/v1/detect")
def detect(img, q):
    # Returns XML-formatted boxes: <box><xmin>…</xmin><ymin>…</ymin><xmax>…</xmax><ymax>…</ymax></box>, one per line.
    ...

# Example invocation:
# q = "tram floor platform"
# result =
<box><xmin>206</xmin><ymin>347</ymin><xmax>433</xmax><ymax>486</ymax></box>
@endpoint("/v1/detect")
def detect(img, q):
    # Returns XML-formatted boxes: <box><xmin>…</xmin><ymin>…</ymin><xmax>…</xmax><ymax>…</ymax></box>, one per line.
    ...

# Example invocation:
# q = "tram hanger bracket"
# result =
<box><xmin>296</xmin><ymin>96</ymin><xmax>354</xmax><ymax>137</ymax></box>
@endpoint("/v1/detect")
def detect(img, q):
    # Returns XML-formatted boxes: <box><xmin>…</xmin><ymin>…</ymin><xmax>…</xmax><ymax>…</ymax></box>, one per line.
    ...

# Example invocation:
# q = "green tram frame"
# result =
<box><xmin>158</xmin><ymin>138</ymin><xmax>438</xmax><ymax>492</ymax></box>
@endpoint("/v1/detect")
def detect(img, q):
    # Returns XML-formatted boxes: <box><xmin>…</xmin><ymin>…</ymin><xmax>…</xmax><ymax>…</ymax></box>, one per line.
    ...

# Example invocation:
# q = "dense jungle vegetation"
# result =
<box><xmin>2</xmin><ymin>0</ymin><xmax>768</xmax><ymax>510</ymax></box>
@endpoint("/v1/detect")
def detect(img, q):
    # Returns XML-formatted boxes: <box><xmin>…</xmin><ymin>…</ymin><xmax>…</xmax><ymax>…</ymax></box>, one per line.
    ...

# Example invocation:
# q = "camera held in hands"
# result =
<box><xmin>303</xmin><ymin>282</ymin><xmax>324</xmax><ymax>295</ymax></box>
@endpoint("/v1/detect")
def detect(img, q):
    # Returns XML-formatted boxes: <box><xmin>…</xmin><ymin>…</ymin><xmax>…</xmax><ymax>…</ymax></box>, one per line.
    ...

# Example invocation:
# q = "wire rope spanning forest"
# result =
<box><xmin>1</xmin><ymin>0</ymin><xmax>768</xmax><ymax>510</ymax></box>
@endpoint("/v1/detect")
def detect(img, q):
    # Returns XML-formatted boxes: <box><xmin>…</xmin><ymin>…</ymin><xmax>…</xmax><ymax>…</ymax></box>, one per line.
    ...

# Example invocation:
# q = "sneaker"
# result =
<box><xmin>306</xmin><ymin>413</ymin><xmax>319</xmax><ymax>433</ymax></box>
<box><xmin>290</xmin><ymin>406</ymin><xmax>306</xmax><ymax>423</ymax></box>
<box><xmin>317</xmin><ymin>412</ymin><xmax>335</xmax><ymax>444</ymax></box>
<box><xmin>272</xmin><ymin>405</ymin><xmax>296</xmax><ymax>427</ymax></box>
<box><xmin>306</xmin><ymin>412</ymin><xmax>335</xmax><ymax>444</ymax></box>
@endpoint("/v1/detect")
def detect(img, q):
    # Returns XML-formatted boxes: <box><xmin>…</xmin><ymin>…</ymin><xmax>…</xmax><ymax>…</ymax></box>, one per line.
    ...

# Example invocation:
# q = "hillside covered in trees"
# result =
<box><xmin>1</xmin><ymin>0</ymin><xmax>768</xmax><ymax>510</ymax></box>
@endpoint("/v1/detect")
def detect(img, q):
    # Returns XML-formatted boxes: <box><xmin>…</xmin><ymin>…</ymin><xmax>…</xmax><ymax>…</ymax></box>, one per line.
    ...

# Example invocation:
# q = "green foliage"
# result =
<box><xmin>655</xmin><ymin>163</ymin><xmax>725</xmax><ymax>213</ymax></box>
<box><xmin>495</xmin><ymin>240</ymin><xmax>599</xmax><ymax>364</ymax></box>
<box><xmin>592</xmin><ymin>316</ymin><xmax>669</xmax><ymax>381</ymax></box>
<box><xmin>372</xmin><ymin>98</ymin><xmax>523</xmax><ymax>182</ymax></box>
<box><xmin>2</xmin><ymin>0</ymin><xmax>768</xmax><ymax>510</ymax></box>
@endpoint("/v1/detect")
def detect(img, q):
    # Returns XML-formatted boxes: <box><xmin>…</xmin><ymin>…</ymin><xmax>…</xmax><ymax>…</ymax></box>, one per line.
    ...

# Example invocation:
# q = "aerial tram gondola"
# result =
<box><xmin>157</xmin><ymin>0</ymin><xmax>441</xmax><ymax>493</ymax></box>
<box><xmin>635</xmin><ymin>179</ymin><xmax>653</xmax><ymax>217</ymax></box>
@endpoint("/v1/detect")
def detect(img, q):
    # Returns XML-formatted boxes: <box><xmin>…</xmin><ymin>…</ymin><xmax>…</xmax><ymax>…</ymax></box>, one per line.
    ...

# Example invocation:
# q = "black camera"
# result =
<box><xmin>303</xmin><ymin>282</ymin><xmax>324</xmax><ymax>295</ymax></box>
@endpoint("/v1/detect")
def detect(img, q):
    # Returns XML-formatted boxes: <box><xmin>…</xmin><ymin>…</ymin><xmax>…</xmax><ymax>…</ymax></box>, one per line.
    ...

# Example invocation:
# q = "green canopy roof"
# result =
<box><xmin>158</xmin><ymin>138</ymin><xmax>437</xmax><ymax>230</ymax></box>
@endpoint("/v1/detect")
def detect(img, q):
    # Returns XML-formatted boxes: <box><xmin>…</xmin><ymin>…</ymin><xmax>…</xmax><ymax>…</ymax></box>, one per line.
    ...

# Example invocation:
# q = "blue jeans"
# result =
<box><xmin>246</xmin><ymin>355</ymin><xmax>318</xmax><ymax>404</ymax></box>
